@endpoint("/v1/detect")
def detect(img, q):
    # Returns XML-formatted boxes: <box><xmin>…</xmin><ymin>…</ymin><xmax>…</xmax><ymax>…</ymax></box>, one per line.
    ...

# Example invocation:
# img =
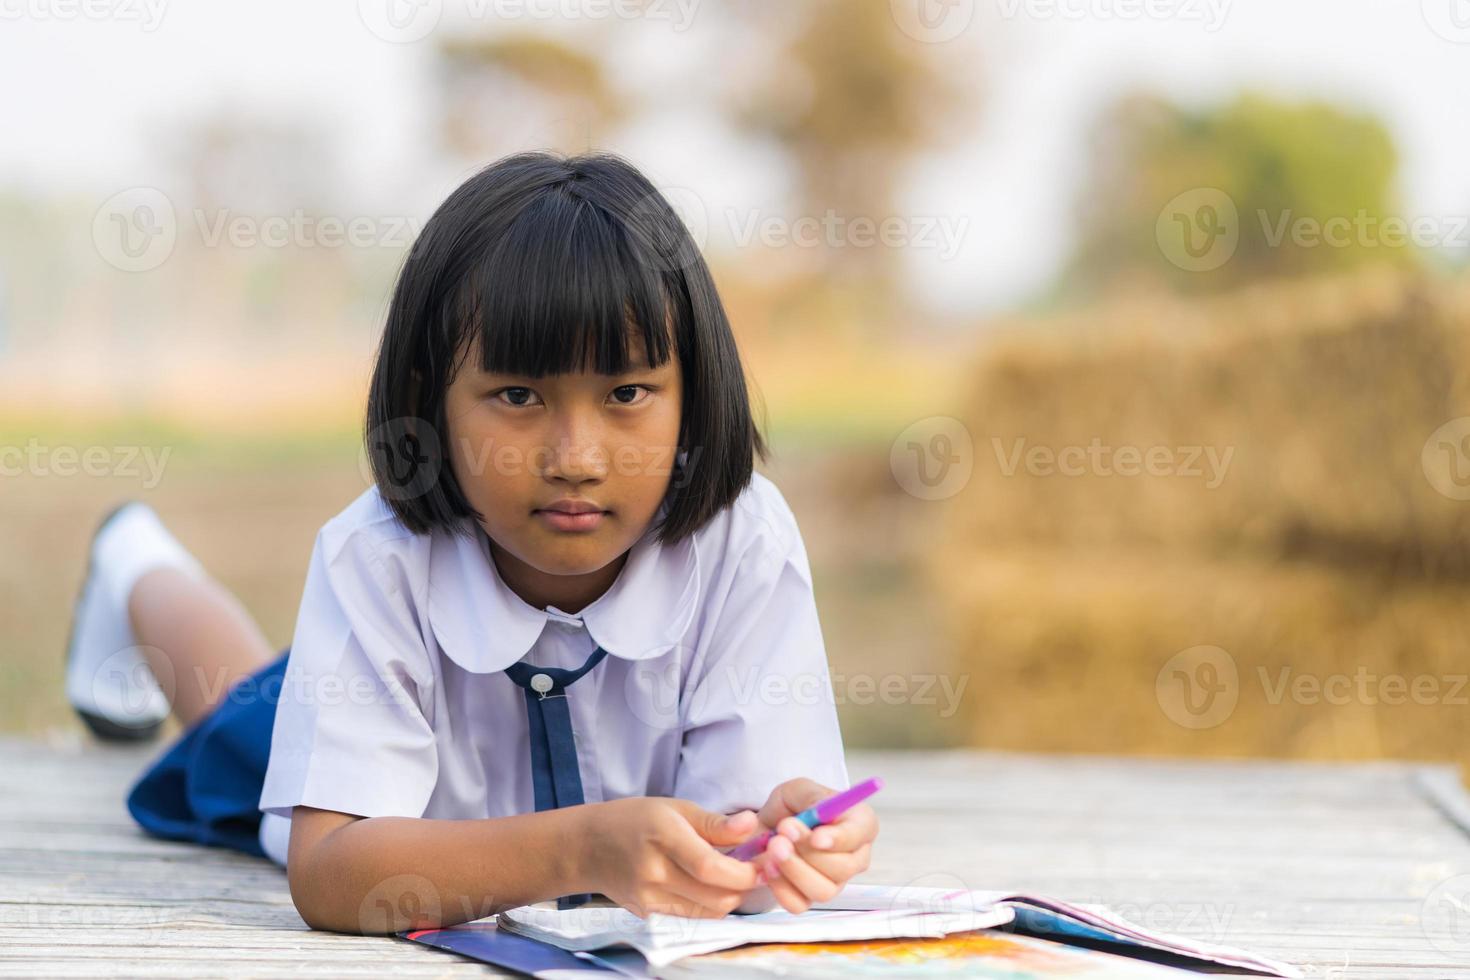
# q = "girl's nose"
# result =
<box><xmin>543</xmin><ymin>421</ymin><xmax>610</xmax><ymax>484</ymax></box>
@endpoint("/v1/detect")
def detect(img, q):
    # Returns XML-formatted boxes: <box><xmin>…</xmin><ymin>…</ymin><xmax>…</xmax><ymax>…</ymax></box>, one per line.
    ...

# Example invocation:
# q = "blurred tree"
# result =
<box><xmin>1068</xmin><ymin>93</ymin><xmax>1401</xmax><ymax>298</ymax></box>
<box><xmin>728</xmin><ymin>1</ymin><xmax>970</xmax><ymax>323</ymax></box>
<box><xmin>434</xmin><ymin>34</ymin><xmax>625</xmax><ymax>159</ymax></box>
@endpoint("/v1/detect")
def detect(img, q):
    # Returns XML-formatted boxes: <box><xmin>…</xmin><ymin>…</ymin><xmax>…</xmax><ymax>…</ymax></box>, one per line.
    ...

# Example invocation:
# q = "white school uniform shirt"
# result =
<box><xmin>255</xmin><ymin>472</ymin><xmax>850</xmax><ymax>867</ymax></box>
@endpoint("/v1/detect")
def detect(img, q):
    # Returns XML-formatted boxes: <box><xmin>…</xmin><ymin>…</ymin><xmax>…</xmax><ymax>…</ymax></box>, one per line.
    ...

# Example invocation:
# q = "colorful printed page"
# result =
<box><xmin>651</xmin><ymin>930</ymin><xmax>1200</xmax><ymax>979</ymax></box>
<box><xmin>817</xmin><ymin>885</ymin><xmax>1300</xmax><ymax>978</ymax></box>
<box><xmin>496</xmin><ymin>902</ymin><xmax>1015</xmax><ymax>967</ymax></box>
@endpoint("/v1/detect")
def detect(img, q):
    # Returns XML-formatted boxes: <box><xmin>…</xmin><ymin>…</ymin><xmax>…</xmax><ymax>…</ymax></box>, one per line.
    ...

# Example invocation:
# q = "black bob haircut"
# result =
<box><xmin>365</xmin><ymin>151</ymin><xmax>768</xmax><ymax>546</ymax></box>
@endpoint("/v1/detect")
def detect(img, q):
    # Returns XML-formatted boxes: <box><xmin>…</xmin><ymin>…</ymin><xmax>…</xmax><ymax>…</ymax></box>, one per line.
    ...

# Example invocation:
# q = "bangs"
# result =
<box><xmin>449</xmin><ymin>188</ymin><xmax>681</xmax><ymax>380</ymax></box>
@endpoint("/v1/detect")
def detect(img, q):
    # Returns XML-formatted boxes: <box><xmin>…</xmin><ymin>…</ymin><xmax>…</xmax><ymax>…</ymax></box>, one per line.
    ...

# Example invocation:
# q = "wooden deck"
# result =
<box><xmin>4</xmin><ymin>734</ymin><xmax>1470</xmax><ymax>978</ymax></box>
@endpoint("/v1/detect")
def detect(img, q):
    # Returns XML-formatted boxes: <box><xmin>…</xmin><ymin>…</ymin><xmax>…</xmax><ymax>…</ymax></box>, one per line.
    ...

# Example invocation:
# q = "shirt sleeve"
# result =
<box><xmin>673</xmin><ymin>527</ymin><xmax>850</xmax><ymax>816</ymax></box>
<box><xmin>258</xmin><ymin>527</ymin><xmax>439</xmax><ymax>820</ymax></box>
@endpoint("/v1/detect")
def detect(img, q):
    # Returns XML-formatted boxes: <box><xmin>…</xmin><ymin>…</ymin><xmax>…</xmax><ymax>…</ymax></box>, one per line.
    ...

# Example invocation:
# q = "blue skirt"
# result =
<box><xmin>126</xmin><ymin>649</ymin><xmax>289</xmax><ymax>858</ymax></box>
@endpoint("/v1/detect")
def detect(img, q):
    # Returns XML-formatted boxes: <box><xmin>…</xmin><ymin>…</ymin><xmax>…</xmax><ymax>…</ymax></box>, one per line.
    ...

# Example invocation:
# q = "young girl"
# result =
<box><xmin>64</xmin><ymin>152</ymin><xmax>878</xmax><ymax>934</ymax></box>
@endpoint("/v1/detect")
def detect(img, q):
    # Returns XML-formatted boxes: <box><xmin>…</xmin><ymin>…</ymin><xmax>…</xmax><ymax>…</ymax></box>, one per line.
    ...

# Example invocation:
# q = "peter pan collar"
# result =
<box><xmin>426</xmin><ymin>500</ymin><xmax>700</xmax><ymax>673</ymax></box>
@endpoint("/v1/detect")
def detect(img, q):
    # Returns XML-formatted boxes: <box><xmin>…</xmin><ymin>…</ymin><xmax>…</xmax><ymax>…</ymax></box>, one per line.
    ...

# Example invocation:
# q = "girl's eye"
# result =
<box><xmin>494</xmin><ymin>387</ymin><xmax>541</xmax><ymax>408</ymax></box>
<box><xmin>611</xmin><ymin>385</ymin><xmax>652</xmax><ymax>406</ymax></box>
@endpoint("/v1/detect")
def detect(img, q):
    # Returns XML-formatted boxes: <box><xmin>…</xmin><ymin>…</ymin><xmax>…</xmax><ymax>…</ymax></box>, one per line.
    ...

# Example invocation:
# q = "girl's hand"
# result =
<box><xmin>750</xmin><ymin>778</ymin><xmax>878</xmax><ymax>914</ymax></box>
<box><xmin>582</xmin><ymin>797</ymin><xmax>762</xmax><ymax>919</ymax></box>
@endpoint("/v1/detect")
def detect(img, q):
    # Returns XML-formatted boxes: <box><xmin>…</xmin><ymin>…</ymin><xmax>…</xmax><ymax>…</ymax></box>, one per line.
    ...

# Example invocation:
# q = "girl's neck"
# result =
<box><xmin>484</xmin><ymin>534</ymin><xmax>628</xmax><ymax>615</ymax></box>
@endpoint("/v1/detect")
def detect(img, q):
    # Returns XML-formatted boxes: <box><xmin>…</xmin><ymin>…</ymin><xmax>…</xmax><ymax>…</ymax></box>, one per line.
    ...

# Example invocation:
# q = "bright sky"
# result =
<box><xmin>1</xmin><ymin>0</ymin><xmax>1466</xmax><ymax>314</ymax></box>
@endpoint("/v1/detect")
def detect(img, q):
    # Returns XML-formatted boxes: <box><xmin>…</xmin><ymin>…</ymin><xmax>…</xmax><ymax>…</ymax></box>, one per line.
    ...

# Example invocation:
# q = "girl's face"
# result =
<box><xmin>443</xmin><ymin>334</ymin><xmax>683</xmax><ymax>613</ymax></box>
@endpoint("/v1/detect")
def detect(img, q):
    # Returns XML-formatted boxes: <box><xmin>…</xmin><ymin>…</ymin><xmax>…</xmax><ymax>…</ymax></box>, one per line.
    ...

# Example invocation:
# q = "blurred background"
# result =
<box><xmin>4</xmin><ymin>1</ymin><xmax>1470</xmax><ymax>773</ymax></box>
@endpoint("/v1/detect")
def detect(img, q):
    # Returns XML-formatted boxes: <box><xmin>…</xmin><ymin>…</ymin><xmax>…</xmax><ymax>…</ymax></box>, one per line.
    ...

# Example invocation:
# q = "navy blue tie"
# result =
<box><xmin>504</xmin><ymin>645</ymin><xmax>609</xmax><ymax>909</ymax></box>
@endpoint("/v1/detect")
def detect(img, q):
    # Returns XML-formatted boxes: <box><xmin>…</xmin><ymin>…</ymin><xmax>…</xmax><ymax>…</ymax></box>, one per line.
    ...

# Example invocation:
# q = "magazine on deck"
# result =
<box><xmin>823</xmin><ymin>884</ymin><xmax>1300</xmax><ymax>977</ymax></box>
<box><xmin>495</xmin><ymin>898</ymin><xmax>1014</xmax><ymax>966</ymax></box>
<box><xmin>403</xmin><ymin>884</ymin><xmax>1300</xmax><ymax>978</ymax></box>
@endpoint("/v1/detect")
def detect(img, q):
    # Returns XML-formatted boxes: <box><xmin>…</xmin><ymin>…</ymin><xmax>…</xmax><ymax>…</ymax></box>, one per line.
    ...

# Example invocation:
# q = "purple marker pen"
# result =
<box><xmin>729</xmin><ymin>777</ymin><xmax>883</xmax><ymax>862</ymax></box>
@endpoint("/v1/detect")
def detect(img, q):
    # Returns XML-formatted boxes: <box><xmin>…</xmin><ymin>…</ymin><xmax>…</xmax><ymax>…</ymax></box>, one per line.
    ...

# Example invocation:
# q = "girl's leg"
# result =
<box><xmin>128</xmin><ymin>567</ymin><xmax>276</xmax><ymax>729</ymax></box>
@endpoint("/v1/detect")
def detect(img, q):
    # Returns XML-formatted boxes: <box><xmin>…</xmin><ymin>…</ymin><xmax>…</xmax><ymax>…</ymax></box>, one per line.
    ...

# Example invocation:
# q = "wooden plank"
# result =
<box><xmin>2</xmin><ymin>736</ymin><xmax>1469</xmax><ymax>977</ymax></box>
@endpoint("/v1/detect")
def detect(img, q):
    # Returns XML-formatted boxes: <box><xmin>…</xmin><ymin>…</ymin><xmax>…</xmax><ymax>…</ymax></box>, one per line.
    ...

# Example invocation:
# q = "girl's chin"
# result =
<box><xmin>525</xmin><ymin>533</ymin><xmax>626</xmax><ymax>574</ymax></box>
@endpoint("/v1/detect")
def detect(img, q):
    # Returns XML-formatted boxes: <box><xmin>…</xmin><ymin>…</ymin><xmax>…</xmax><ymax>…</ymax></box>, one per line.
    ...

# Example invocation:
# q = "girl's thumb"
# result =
<box><xmin>707</xmin><ymin>808</ymin><xmax>758</xmax><ymax>845</ymax></box>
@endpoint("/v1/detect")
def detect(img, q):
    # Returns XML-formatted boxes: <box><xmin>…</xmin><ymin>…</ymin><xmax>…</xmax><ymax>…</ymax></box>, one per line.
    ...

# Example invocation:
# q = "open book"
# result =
<box><xmin>496</xmin><ymin>898</ymin><xmax>1011</xmax><ymax>967</ymax></box>
<box><xmin>489</xmin><ymin>884</ymin><xmax>1299</xmax><ymax>977</ymax></box>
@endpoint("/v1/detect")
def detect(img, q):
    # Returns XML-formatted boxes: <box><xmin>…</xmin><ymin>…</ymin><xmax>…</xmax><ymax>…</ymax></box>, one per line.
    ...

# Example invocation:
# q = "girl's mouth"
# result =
<box><xmin>535</xmin><ymin>502</ymin><xmax>608</xmax><ymax>531</ymax></box>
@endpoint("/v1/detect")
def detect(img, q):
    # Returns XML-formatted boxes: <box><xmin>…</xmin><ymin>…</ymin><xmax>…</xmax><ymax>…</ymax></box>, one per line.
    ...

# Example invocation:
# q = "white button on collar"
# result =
<box><xmin>545</xmin><ymin>606</ymin><xmax>584</xmax><ymax>628</ymax></box>
<box><xmin>530</xmin><ymin>673</ymin><xmax>554</xmax><ymax>694</ymax></box>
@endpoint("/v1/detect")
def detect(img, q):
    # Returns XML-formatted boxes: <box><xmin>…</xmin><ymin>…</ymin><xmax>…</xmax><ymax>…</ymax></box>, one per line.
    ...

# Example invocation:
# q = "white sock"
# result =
<box><xmin>93</xmin><ymin>502</ymin><xmax>206</xmax><ymax>615</ymax></box>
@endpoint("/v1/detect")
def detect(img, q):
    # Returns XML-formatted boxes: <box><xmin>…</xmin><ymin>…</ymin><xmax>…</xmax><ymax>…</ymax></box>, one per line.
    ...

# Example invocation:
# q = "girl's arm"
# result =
<box><xmin>287</xmin><ymin>798</ymin><xmax>763</xmax><ymax>933</ymax></box>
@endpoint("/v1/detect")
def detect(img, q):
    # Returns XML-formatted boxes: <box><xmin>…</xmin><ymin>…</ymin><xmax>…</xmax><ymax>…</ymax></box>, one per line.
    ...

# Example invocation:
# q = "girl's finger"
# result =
<box><xmin>765</xmin><ymin>869</ymin><xmax>812</xmax><ymax>914</ymax></box>
<box><xmin>776</xmin><ymin>816</ymin><xmax>809</xmax><ymax>843</ymax></box>
<box><xmin>665</xmin><ymin>825</ymin><xmax>761</xmax><ymax>892</ymax></box>
<box><xmin>772</xmin><ymin>850</ymin><xmax>842</xmax><ymax>906</ymax></box>
<box><xmin>798</xmin><ymin>843</ymin><xmax>871</xmax><ymax>883</ymax></box>
<box><xmin>757</xmin><ymin>779</ymin><xmax>832</xmax><ymax>829</ymax></box>
<box><xmin>631</xmin><ymin>887</ymin><xmax>734</xmax><ymax>920</ymax></box>
<box><xmin>661</xmin><ymin>864</ymin><xmax>748</xmax><ymax>917</ymax></box>
<box><xmin>807</xmin><ymin>804</ymin><xmax>878</xmax><ymax>852</ymax></box>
